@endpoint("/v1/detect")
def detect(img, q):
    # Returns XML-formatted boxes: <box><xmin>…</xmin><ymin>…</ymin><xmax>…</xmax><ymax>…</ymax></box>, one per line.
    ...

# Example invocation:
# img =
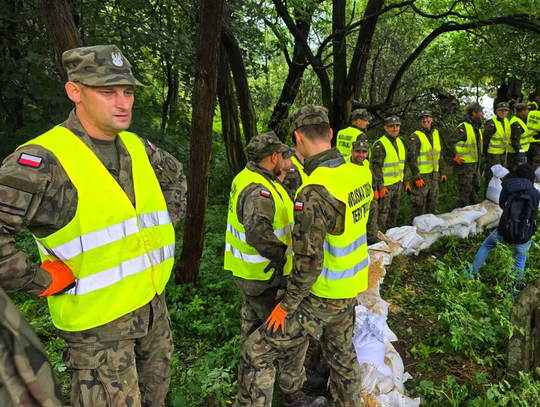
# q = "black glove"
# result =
<box><xmin>264</xmin><ymin>257</ymin><xmax>287</xmax><ymax>274</ymax></box>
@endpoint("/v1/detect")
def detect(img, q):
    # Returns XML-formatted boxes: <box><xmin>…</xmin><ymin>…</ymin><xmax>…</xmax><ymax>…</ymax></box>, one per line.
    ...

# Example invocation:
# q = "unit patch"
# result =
<box><xmin>294</xmin><ymin>202</ymin><xmax>304</xmax><ymax>210</ymax></box>
<box><xmin>260</xmin><ymin>189</ymin><xmax>271</xmax><ymax>197</ymax></box>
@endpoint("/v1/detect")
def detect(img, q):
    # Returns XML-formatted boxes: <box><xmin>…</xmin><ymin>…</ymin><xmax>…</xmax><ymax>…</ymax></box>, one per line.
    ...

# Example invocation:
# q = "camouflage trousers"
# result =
<box><xmin>507</xmin><ymin>153</ymin><xmax>520</xmax><ymax>177</ymax></box>
<box><xmin>409</xmin><ymin>172</ymin><xmax>439</xmax><ymax>223</ymax></box>
<box><xmin>241</xmin><ymin>288</ymin><xmax>284</xmax><ymax>342</ymax></box>
<box><xmin>238</xmin><ymin>298</ymin><xmax>360</xmax><ymax>407</ymax></box>
<box><xmin>61</xmin><ymin>303</ymin><xmax>173</xmax><ymax>407</ymax></box>
<box><xmin>367</xmin><ymin>198</ymin><xmax>379</xmax><ymax>243</ymax></box>
<box><xmin>455</xmin><ymin>163</ymin><xmax>480</xmax><ymax>208</ymax></box>
<box><xmin>485</xmin><ymin>153</ymin><xmax>506</xmax><ymax>185</ymax></box>
<box><xmin>528</xmin><ymin>142</ymin><xmax>540</xmax><ymax>171</ymax></box>
<box><xmin>378</xmin><ymin>182</ymin><xmax>402</xmax><ymax>230</ymax></box>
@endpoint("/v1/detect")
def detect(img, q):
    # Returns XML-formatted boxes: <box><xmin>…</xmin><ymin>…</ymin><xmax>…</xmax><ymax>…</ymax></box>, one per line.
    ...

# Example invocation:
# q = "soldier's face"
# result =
<box><xmin>385</xmin><ymin>125</ymin><xmax>400</xmax><ymax>137</ymax></box>
<box><xmin>272</xmin><ymin>152</ymin><xmax>284</xmax><ymax>176</ymax></box>
<box><xmin>419</xmin><ymin>116</ymin><xmax>433</xmax><ymax>130</ymax></box>
<box><xmin>496</xmin><ymin>109</ymin><xmax>508</xmax><ymax>119</ymax></box>
<box><xmin>351</xmin><ymin>150</ymin><xmax>368</xmax><ymax>164</ymax></box>
<box><xmin>355</xmin><ymin>119</ymin><xmax>369</xmax><ymax>130</ymax></box>
<box><xmin>471</xmin><ymin>110</ymin><xmax>484</xmax><ymax>121</ymax></box>
<box><xmin>78</xmin><ymin>85</ymin><xmax>134</xmax><ymax>134</ymax></box>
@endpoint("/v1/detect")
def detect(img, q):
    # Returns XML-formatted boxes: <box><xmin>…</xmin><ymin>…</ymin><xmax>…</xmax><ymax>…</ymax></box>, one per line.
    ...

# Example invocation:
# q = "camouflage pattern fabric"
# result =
<box><xmin>409</xmin><ymin>171</ymin><xmax>439</xmax><ymax>223</ymax></box>
<box><xmin>62</xmin><ymin>45</ymin><xmax>143</xmax><ymax>87</ymax></box>
<box><xmin>281</xmin><ymin>160</ymin><xmax>303</xmax><ymax>200</ymax></box>
<box><xmin>350</xmin><ymin>109</ymin><xmax>371</xmax><ymax>121</ymax></box>
<box><xmin>377</xmin><ymin>182</ymin><xmax>402</xmax><ymax>230</ymax></box>
<box><xmin>241</xmin><ymin>288</ymin><xmax>285</xmax><ymax>342</ymax></box>
<box><xmin>406</xmin><ymin>128</ymin><xmax>446</xmax><ymax>182</ymax></box>
<box><xmin>0</xmin><ymin>285</ymin><xmax>63</xmax><ymax>407</ymax></box>
<box><xmin>247</xmin><ymin>132</ymin><xmax>289</xmax><ymax>163</ymax></box>
<box><xmin>455</xmin><ymin>163</ymin><xmax>480</xmax><ymax>208</ymax></box>
<box><xmin>288</xmin><ymin>105</ymin><xmax>330</xmax><ymax>133</ymax></box>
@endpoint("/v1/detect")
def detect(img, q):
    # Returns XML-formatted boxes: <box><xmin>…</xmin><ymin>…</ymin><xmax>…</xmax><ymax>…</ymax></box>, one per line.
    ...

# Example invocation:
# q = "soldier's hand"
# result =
<box><xmin>405</xmin><ymin>184</ymin><xmax>412</xmax><ymax>195</ymax></box>
<box><xmin>414</xmin><ymin>179</ymin><xmax>425</xmax><ymax>188</ymax></box>
<box><xmin>379</xmin><ymin>187</ymin><xmax>389</xmax><ymax>199</ymax></box>
<box><xmin>373</xmin><ymin>190</ymin><xmax>379</xmax><ymax>200</ymax></box>
<box><xmin>263</xmin><ymin>257</ymin><xmax>287</xmax><ymax>274</ymax></box>
<box><xmin>265</xmin><ymin>303</ymin><xmax>288</xmax><ymax>335</ymax></box>
<box><xmin>453</xmin><ymin>156</ymin><xmax>464</xmax><ymax>165</ymax></box>
<box><xmin>441</xmin><ymin>174</ymin><xmax>447</xmax><ymax>183</ymax></box>
<box><xmin>39</xmin><ymin>260</ymin><xmax>76</xmax><ymax>297</ymax></box>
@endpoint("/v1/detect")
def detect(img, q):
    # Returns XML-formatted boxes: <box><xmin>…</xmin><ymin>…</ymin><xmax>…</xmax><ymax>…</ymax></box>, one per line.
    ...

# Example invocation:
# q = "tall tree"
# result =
<box><xmin>175</xmin><ymin>0</ymin><xmax>226</xmax><ymax>284</ymax></box>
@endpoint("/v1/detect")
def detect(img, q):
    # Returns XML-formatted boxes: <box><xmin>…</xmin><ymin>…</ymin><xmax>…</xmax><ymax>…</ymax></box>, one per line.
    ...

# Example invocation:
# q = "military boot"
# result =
<box><xmin>283</xmin><ymin>391</ymin><xmax>328</xmax><ymax>407</ymax></box>
<box><xmin>303</xmin><ymin>368</ymin><xmax>329</xmax><ymax>391</ymax></box>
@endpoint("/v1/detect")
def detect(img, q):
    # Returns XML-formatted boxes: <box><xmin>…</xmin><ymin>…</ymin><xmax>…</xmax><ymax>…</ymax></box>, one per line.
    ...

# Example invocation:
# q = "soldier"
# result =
<box><xmin>238</xmin><ymin>105</ymin><xmax>372</xmax><ymax>407</ymax></box>
<box><xmin>336</xmin><ymin>108</ymin><xmax>371</xmax><ymax>157</ymax></box>
<box><xmin>0</xmin><ymin>45</ymin><xmax>187</xmax><ymax>406</ymax></box>
<box><xmin>448</xmin><ymin>103</ymin><xmax>483</xmax><ymax>208</ymax></box>
<box><xmin>350</xmin><ymin>139</ymin><xmax>380</xmax><ymax>244</ymax></box>
<box><xmin>407</xmin><ymin>111</ymin><xmax>446</xmax><ymax>223</ymax></box>
<box><xmin>282</xmin><ymin>147</ymin><xmax>307</xmax><ymax>199</ymax></box>
<box><xmin>508</xmin><ymin>103</ymin><xmax>531</xmax><ymax>174</ymax></box>
<box><xmin>483</xmin><ymin>102</ymin><xmax>510</xmax><ymax>187</ymax></box>
<box><xmin>371</xmin><ymin>115</ymin><xmax>408</xmax><ymax>230</ymax></box>
<box><xmin>528</xmin><ymin>92</ymin><xmax>540</xmax><ymax>111</ymax></box>
<box><xmin>224</xmin><ymin>131</ymin><xmax>293</xmax><ymax>343</ymax></box>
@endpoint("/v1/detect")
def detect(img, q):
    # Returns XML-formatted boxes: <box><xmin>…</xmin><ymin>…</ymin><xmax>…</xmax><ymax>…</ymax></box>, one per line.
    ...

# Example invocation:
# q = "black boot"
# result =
<box><xmin>303</xmin><ymin>368</ymin><xmax>329</xmax><ymax>391</ymax></box>
<box><xmin>283</xmin><ymin>391</ymin><xmax>328</xmax><ymax>407</ymax></box>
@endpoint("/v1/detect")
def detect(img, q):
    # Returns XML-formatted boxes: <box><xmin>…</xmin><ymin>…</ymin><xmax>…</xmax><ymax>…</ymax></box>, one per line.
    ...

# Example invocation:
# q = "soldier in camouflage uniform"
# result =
<box><xmin>482</xmin><ymin>102</ymin><xmax>510</xmax><ymax>188</ymax></box>
<box><xmin>508</xmin><ymin>103</ymin><xmax>530</xmax><ymax>175</ymax></box>
<box><xmin>407</xmin><ymin>111</ymin><xmax>446</xmax><ymax>223</ymax></box>
<box><xmin>0</xmin><ymin>285</ymin><xmax>63</xmax><ymax>406</ymax></box>
<box><xmin>0</xmin><ymin>45</ymin><xmax>187</xmax><ymax>406</ymax></box>
<box><xmin>447</xmin><ymin>103</ymin><xmax>483</xmax><ymax>208</ymax></box>
<box><xmin>335</xmin><ymin>109</ymin><xmax>371</xmax><ymax>157</ymax></box>
<box><xmin>238</xmin><ymin>105</ymin><xmax>371</xmax><ymax>407</ymax></box>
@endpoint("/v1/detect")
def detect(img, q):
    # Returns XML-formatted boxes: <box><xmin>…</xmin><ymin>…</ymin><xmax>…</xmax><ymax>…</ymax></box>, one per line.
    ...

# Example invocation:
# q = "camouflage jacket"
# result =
<box><xmin>234</xmin><ymin>162</ymin><xmax>289</xmax><ymax>296</ymax></box>
<box><xmin>282</xmin><ymin>154</ymin><xmax>304</xmax><ymax>199</ymax></box>
<box><xmin>371</xmin><ymin>134</ymin><xmax>410</xmax><ymax>190</ymax></box>
<box><xmin>448</xmin><ymin>116</ymin><xmax>483</xmax><ymax>164</ymax></box>
<box><xmin>407</xmin><ymin>127</ymin><xmax>446</xmax><ymax>179</ymax></box>
<box><xmin>281</xmin><ymin>148</ymin><xmax>355</xmax><ymax>314</ymax></box>
<box><xmin>510</xmin><ymin>119</ymin><xmax>525</xmax><ymax>153</ymax></box>
<box><xmin>0</xmin><ymin>109</ymin><xmax>186</xmax><ymax>340</ymax></box>
<box><xmin>0</xmin><ymin>285</ymin><xmax>63</xmax><ymax>406</ymax></box>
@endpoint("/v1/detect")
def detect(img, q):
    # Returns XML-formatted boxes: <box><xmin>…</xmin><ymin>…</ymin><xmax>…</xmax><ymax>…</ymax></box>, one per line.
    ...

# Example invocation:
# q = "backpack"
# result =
<box><xmin>498</xmin><ymin>190</ymin><xmax>538</xmax><ymax>244</ymax></box>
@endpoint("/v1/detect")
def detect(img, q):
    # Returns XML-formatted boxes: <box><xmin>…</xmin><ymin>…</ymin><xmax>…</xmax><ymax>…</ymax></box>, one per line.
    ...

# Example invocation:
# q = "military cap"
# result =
<box><xmin>384</xmin><ymin>116</ymin><xmax>401</xmax><ymax>126</ymax></box>
<box><xmin>62</xmin><ymin>45</ymin><xmax>143</xmax><ymax>86</ymax></box>
<box><xmin>247</xmin><ymin>131</ymin><xmax>289</xmax><ymax>162</ymax></box>
<box><xmin>515</xmin><ymin>103</ymin><xmax>529</xmax><ymax>113</ymax></box>
<box><xmin>418</xmin><ymin>110</ymin><xmax>432</xmax><ymax>119</ymax></box>
<box><xmin>289</xmin><ymin>105</ymin><xmax>330</xmax><ymax>133</ymax></box>
<box><xmin>352</xmin><ymin>139</ymin><xmax>369</xmax><ymax>152</ymax></box>
<box><xmin>496</xmin><ymin>102</ymin><xmax>509</xmax><ymax>111</ymax></box>
<box><xmin>527</xmin><ymin>102</ymin><xmax>537</xmax><ymax>111</ymax></box>
<box><xmin>351</xmin><ymin>109</ymin><xmax>372</xmax><ymax>121</ymax></box>
<box><xmin>468</xmin><ymin>102</ymin><xmax>483</xmax><ymax>113</ymax></box>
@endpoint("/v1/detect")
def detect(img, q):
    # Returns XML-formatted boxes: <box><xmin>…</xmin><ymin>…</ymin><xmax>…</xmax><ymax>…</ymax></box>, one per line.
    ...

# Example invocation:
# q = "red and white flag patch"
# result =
<box><xmin>18</xmin><ymin>153</ymin><xmax>43</xmax><ymax>168</ymax></box>
<box><xmin>146</xmin><ymin>140</ymin><xmax>157</xmax><ymax>151</ymax></box>
<box><xmin>260</xmin><ymin>189</ymin><xmax>271</xmax><ymax>197</ymax></box>
<box><xmin>294</xmin><ymin>202</ymin><xmax>304</xmax><ymax>210</ymax></box>
<box><xmin>289</xmin><ymin>168</ymin><xmax>295</xmax><ymax>174</ymax></box>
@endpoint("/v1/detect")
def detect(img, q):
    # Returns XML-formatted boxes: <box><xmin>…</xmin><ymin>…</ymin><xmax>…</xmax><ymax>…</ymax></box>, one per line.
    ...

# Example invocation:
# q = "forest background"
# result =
<box><xmin>3</xmin><ymin>0</ymin><xmax>540</xmax><ymax>405</ymax></box>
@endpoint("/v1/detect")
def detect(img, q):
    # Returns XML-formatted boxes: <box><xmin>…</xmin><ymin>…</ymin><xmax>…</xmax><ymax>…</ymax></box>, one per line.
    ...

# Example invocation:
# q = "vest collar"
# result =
<box><xmin>304</xmin><ymin>147</ymin><xmax>342</xmax><ymax>176</ymax></box>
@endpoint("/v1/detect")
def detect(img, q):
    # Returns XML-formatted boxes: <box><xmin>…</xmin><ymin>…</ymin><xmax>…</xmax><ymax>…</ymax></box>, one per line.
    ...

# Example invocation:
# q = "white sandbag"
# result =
<box><xmin>417</xmin><ymin>231</ymin><xmax>441</xmax><ymax>251</ymax></box>
<box><xmin>535</xmin><ymin>167</ymin><xmax>540</xmax><ymax>182</ymax></box>
<box><xmin>475</xmin><ymin>201</ymin><xmax>502</xmax><ymax>227</ymax></box>
<box><xmin>412</xmin><ymin>214</ymin><xmax>448</xmax><ymax>233</ymax></box>
<box><xmin>385</xmin><ymin>226</ymin><xmax>424</xmax><ymax>254</ymax></box>
<box><xmin>376</xmin><ymin>389</ymin><xmax>421</xmax><ymax>407</ymax></box>
<box><xmin>491</xmin><ymin>164</ymin><xmax>509</xmax><ymax>178</ymax></box>
<box><xmin>385</xmin><ymin>342</ymin><xmax>406</xmax><ymax>393</ymax></box>
<box><xmin>486</xmin><ymin>176</ymin><xmax>503</xmax><ymax>203</ymax></box>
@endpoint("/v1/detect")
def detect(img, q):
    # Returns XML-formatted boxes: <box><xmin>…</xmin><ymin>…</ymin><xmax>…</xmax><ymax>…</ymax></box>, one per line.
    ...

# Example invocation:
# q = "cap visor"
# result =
<box><xmin>79</xmin><ymin>76</ymin><xmax>145</xmax><ymax>87</ymax></box>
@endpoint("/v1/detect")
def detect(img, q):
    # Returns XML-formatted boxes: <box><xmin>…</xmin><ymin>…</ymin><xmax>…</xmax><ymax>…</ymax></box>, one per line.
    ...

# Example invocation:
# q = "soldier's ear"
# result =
<box><xmin>65</xmin><ymin>82</ymin><xmax>83</xmax><ymax>104</ymax></box>
<box><xmin>328</xmin><ymin>128</ymin><xmax>333</xmax><ymax>142</ymax></box>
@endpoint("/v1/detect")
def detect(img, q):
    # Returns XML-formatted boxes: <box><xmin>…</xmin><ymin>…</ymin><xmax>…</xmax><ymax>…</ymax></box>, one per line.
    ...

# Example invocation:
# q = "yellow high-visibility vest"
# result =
<box><xmin>455</xmin><ymin>122</ymin><xmax>482</xmax><ymax>163</ymax></box>
<box><xmin>224</xmin><ymin>168</ymin><xmax>293</xmax><ymax>280</ymax></box>
<box><xmin>336</xmin><ymin>126</ymin><xmax>365</xmax><ymax>157</ymax></box>
<box><xmin>413</xmin><ymin>129</ymin><xmax>441</xmax><ymax>174</ymax></box>
<box><xmin>378</xmin><ymin>135</ymin><xmax>405</xmax><ymax>186</ymax></box>
<box><xmin>20</xmin><ymin>127</ymin><xmax>175</xmax><ymax>332</ymax></box>
<box><xmin>297</xmin><ymin>162</ymin><xmax>372</xmax><ymax>299</ymax></box>
<box><xmin>487</xmin><ymin>117</ymin><xmax>511</xmax><ymax>154</ymax></box>
<box><xmin>508</xmin><ymin>117</ymin><xmax>531</xmax><ymax>152</ymax></box>
<box><xmin>290</xmin><ymin>155</ymin><xmax>307</xmax><ymax>184</ymax></box>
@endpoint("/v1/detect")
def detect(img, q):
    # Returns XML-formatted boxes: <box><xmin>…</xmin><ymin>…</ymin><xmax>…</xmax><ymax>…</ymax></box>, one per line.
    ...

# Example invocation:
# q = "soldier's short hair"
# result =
<box><xmin>515</xmin><ymin>103</ymin><xmax>529</xmax><ymax>113</ymax></box>
<box><xmin>467</xmin><ymin>103</ymin><xmax>483</xmax><ymax>115</ymax></box>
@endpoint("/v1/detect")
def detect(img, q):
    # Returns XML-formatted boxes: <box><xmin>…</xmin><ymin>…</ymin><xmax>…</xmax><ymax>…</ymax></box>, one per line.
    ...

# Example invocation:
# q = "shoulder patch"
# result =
<box><xmin>411</xmin><ymin>137</ymin><xmax>415</xmax><ymax>141</ymax></box>
<box><xmin>375</xmin><ymin>145</ymin><xmax>381</xmax><ymax>149</ymax></box>
<box><xmin>459</xmin><ymin>128</ymin><xmax>464</xmax><ymax>132</ymax></box>
<box><xmin>260</xmin><ymin>189</ymin><xmax>271</xmax><ymax>197</ymax></box>
<box><xmin>289</xmin><ymin>168</ymin><xmax>295</xmax><ymax>174</ymax></box>
<box><xmin>18</xmin><ymin>153</ymin><xmax>43</xmax><ymax>168</ymax></box>
<box><xmin>146</xmin><ymin>140</ymin><xmax>157</xmax><ymax>151</ymax></box>
<box><xmin>294</xmin><ymin>201</ymin><xmax>304</xmax><ymax>210</ymax></box>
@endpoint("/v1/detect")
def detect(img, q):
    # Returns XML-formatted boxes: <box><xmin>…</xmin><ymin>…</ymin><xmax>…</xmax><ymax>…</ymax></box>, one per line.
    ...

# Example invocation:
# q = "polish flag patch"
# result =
<box><xmin>146</xmin><ymin>140</ymin><xmax>157</xmax><ymax>151</ymax></box>
<box><xmin>289</xmin><ymin>168</ymin><xmax>296</xmax><ymax>173</ymax></box>
<box><xmin>18</xmin><ymin>153</ymin><xmax>43</xmax><ymax>168</ymax></box>
<box><xmin>260</xmin><ymin>189</ymin><xmax>271</xmax><ymax>197</ymax></box>
<box><xmin>294</xmin><ymin>202</ymin><xmax>304</xmax><ymax>210</ymax></box>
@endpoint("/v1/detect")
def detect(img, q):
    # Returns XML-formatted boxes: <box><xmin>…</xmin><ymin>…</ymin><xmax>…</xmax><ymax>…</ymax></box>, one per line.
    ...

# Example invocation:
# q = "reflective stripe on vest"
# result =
<box><xmin>455</xmin><ymin>122</ymin><xmax>482</xmax><ymax>163</ymax></box>
<box><xmin>297</xmin><ymin>161</ymin><xmax>372</xmax><ymax>299</ymax></box>
<box><xmin>336</xmin><ymin>127</ymin><xmax>365</xmax><ymax>157</ymax></box>
<box><xmin>378</xmin><ymin>135</ymin><xmax>405</xmax><ymax>185</ymax></box>
<box><xmin>224</xmin><ymin>168</ymin><xmax>294</xmax><ymax>280</ymax></box>
<box><xmin>290</xmin><ymin>155</ymin><xmax>307</xmax><ymax>184</ymax></box>
<box><xmin>508</xmin><ymin>117</ymin><xmax>532</xmax><ymax>152</ymax></box>
<box><xmin>487</xmin><ymin>117</ymin><xmax>511</xmax><ymax>154</ymax></box>
<box><xmin>414</xmin><ymin>129</ymin><xmax>441</xmax><ymax>174</ymax></box>
<box><xmin>20</xmin><ymin>127</ymin><xmax>175</xmax><ymax>332</ymax></box>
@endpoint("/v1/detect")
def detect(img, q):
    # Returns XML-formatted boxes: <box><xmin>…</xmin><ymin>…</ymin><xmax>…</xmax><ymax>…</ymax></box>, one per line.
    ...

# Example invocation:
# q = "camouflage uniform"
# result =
<box><xmin>447</xmin><ymin>116</ymin><xmax>482</xmax><ymax>208</ymax></box>
<box><xmin>282</xmin><ymin>153</ymin><xmax>304</xmax><ymax>200</ymax></box>
<box><xmin>508</xmin><ymin>107</ymin><xmax>528</xmax><ymax>175</ymax></box>
<box><xmin>238</xmin><ymin>106</ymin><xmax>361</xmax><ymax>407</ymax></box>
<box><xmin>0</xmin><ymin>285</ymin><xmax>63</xmax><ymax>406</ymax></box>
<box><xmin>407</xmin><ymin>125</ymin><xmax>446</xmax><ymax>223</ymax></box>
<box><xmin>0</xmin><ymin>45</ymin><xmax>187</xmax><ymax>406</ymax></box>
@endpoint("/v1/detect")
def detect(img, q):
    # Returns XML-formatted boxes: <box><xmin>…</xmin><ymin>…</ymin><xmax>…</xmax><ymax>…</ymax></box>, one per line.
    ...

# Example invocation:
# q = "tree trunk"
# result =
<box><xmin>175</xmin><ymin>0</ymin><xmax>226</xmax><ymax>285</ymax></box>
<box><xmin>37</xmin><ymin>0</ymin><xmax>83</xmax><ymax>82</ymax></box>
<box><xmin>218</xmin><ymin>47</ymin><xmax>247</xmax><ymax>176</ymax></box>
<box><xmin>331</xmin><ymin>0</ymin><xmax>347</xmax><ymax>136</ymax></box>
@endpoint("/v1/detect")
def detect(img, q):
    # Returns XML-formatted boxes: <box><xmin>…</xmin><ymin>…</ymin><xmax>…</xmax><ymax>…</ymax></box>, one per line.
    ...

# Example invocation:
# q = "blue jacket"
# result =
<box><xmin>499</xmin><ymin>178</ymin><xmax>540</xmax><ymax>209</ymax></box>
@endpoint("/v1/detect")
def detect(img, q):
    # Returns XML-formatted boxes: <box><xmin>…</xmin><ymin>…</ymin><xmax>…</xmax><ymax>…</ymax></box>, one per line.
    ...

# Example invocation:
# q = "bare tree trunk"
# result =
<box><xmin>175</xmin><ymin>0</ymin><xmax>226</xmax><ymax>284</ymax></box>
<box><xmin>218</xmin><ymin>47</ymin><xmax>247</xmax><ymax>176</ymax></box>
<box><xmin>331</xmin><ymin>0</ymin><xmax>347</xmax><ymax>135</ymax></box>
<box><xmin>37</xmin><ymin>0</ymin><xmax>83</xmax><ymax>82</ymax></box>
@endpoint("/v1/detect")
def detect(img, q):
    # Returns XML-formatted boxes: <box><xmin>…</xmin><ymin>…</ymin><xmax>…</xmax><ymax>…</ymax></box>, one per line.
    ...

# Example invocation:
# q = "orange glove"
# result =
<box><xmin>265</xmin><ymin>303</ymin><xmax>288</xmax><ymax>335</ymax></box>
<box><xmin>373</xmin><ymin>190</ymin><xmax>379</xmax><ymax>200</ymax></box>
<box><xmin>405</xmin><ymin>184</ymin><xmax>412</xmax><ymax>195</ymax></box>
<box><xmin>414</xmin><ymin>179</ymin><xmax>425</xmax><ymax>188</ymax></box>
<box><xmin>441</xmin><ymin>174</ymin><xmax>447</xmax><ymax>183</ymax></box>
<box><xmin>39</xmin><ymin>260</ymin><xmax>76</xmax><ymax>297</ymax></box>
<box><xmin>453</xmin><ymin>156</ymin><xmax>464</xmax><ymax>164</ymax></box>
<box><xmin>379</xmin><ymin>187</ymin><xmax>389</xmax><ymax>199</ymax></box>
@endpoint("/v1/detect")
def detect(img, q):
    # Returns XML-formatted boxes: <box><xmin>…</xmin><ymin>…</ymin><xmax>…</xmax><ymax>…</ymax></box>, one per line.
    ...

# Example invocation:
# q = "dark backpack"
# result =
<box><xmin>498</xmin><ymin>190</ymin><xmax>538</xmax><ymax>244</ymax></box>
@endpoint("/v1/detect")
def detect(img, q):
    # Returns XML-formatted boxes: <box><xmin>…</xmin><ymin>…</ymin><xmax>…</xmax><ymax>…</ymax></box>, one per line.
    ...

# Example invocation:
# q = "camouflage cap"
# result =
<box><xmin>352</xmin><ymin>139</ymin><xmax>369</xmax><ymax>152</ymax></box>
<box><xmin>62</xmin><ymin>45</ymin><xmax>143</xmax><ymax>87</ymax></box>
<box><xmin>468</xmin><ymin>102</ymin><xmax>484</xmax><ymax>113</ymax></box>
<box><xmin>289</xmin><ymin>105</ymin><xmax>330</xmax><ymax>133</ymax></box>
<box><xmin>527</xmin><ymin>102</ymin><xmax>537</xmax><ymax>111</ymax></box>
<box><xmin>247</xmin><ymin>131</ymin><xmax>289</xmax><ymax>162</ymax></box>
<box><xmin>351</xmin><ymin>109</ymin><xmax>372</xmax><ymax>121</ymax></box>
<box><xmin>418</xmin><ymin>110</ymin><xmax>433</xmax><ymax>119</ymax></box>
<box><xmin>384</xmin><ymin>115</ymin><xmax>401</xmax><ymax>126</ymax></box>
<box><xmin>496</xmin><ymin>102</ymin><xmax>509</xmax><ymax>111</ymax></box>
<box><xmin>515</xmin><ymin>103</ymin><xmax>529</xmax><ymax>113</ymax></box>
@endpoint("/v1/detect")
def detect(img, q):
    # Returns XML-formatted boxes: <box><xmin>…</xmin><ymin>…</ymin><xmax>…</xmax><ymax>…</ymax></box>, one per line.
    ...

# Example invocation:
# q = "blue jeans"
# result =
<box><xmin>471</xmin><ymin>229</ymin><xmax>531</xmax><ymax>284</ymax></box>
